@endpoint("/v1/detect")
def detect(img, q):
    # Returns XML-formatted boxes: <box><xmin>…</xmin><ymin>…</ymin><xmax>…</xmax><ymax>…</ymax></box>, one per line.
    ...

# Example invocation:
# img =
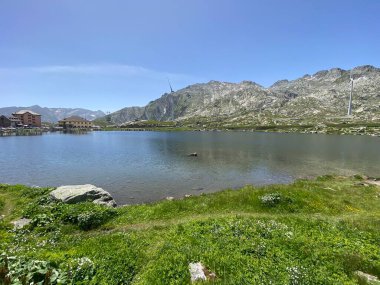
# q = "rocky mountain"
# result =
<box><xmin>0</xmin><ymin>105</ymin><xmax>105</xmax><ymax>123</ymax></box>
<box><xmin>269</xmin><ymin>65</ymin><xmax>380</xmax><ymax>121</ymax></box>
<box><xmin>104</xmin><ymin>65</ymin><xmax>380</xmax><ymax>125</ymax></box>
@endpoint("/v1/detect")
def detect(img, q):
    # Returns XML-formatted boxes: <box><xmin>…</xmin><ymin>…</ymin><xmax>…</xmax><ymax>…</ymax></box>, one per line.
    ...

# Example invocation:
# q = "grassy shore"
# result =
<box><xmin>96</xmin><ymin>119</ymin><xmax>380</xmax><ymax>136</ymax></box>
<box><xmin>1</xmin><ymin>175</ymin><xmax>380</xmax><ymax>284</ymax></box>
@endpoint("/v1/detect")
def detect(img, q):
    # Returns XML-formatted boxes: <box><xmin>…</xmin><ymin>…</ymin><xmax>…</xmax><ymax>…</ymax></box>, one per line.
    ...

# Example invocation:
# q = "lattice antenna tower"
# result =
<box><xmin>167</xmin><ymin>78</ymin><xmax>174</xmax><ymax>93</ymax></box>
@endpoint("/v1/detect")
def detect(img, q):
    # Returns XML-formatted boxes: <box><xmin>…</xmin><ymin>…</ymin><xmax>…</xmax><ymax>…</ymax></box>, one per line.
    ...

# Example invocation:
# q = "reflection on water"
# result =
<box><xmin>0</xmin><ymin>131</ymin><xmax>379</xmax><ymax>204</ymax></box>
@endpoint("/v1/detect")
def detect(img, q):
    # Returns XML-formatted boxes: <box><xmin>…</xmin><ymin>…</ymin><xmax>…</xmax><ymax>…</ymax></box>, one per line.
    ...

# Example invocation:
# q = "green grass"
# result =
<box><xmin>1</xmin><ymin>175</ymin><xmax>380</xmax><ymax>284</ymax></box>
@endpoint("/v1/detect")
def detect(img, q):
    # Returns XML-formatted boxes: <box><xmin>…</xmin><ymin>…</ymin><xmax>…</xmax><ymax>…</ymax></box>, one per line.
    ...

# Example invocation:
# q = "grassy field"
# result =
<box><xmin>1</xmin><ymin>175</ymin><xmax>380</xmax><ymax>284</ymax></box>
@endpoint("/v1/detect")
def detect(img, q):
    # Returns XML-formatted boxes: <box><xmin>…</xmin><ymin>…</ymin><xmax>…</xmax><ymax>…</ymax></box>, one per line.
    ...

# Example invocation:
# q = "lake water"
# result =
<box><xmin>0</xmin><ymin>131</ymin><xmax>379</xmax><ymax>205</ymax></box>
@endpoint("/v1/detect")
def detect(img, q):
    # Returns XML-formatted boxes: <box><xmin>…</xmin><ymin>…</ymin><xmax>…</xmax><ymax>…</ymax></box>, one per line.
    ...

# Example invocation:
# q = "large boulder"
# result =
<box><xmin>50</xmin><ymin>184</ymin><xmax>117</xmax><ymax>207</ymax></box>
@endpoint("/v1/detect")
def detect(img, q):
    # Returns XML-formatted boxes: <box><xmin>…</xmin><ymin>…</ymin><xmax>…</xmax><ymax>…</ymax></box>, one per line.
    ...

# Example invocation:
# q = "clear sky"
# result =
<box><xmin>1</xmin><ymin>0</ymin><xmax>379</xmax><ymax>112</ymax></box>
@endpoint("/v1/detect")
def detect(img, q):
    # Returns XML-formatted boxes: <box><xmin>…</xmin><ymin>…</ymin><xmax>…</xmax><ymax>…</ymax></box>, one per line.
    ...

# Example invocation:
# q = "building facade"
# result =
<box><xmin>58</xmin><ymin>116</ymin><xmax>93</xmax><ymax>129</ymax></box>
<box><xmin>0</xmin><ymin>115</ymin><xmax>22</xmax><ymax>128</ymax></box>
<box><xmin>12</xmin><ymin>110</ymin><xmax>42</xmax><ymax>127</ymax></box>
<box><xmin>0</xmin><ymin>115</ymin><xmax>11</xmax><ymax>128</ymax></box>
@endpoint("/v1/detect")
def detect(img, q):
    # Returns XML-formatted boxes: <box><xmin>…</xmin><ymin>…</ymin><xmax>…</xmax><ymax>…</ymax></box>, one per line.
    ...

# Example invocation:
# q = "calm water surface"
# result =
<box><xmin>0</xmin><ymin>131</ymin><xmax>379</xmax><ymax>204</ymax></box>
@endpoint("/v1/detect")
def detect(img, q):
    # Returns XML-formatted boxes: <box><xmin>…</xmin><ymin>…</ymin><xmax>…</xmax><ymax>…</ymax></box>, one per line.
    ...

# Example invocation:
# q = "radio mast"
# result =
<box><xmin>167</xmin><ymin>78</ymin><xmax>174</xmax><ymax>93</ymax></box>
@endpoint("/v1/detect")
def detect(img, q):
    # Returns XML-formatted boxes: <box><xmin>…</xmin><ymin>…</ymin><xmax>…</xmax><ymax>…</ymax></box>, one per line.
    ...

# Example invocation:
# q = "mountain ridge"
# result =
<box><xmin>103</xmin><ymin>65</ymin><xmax>380</xmax><ymax>125</ymax></box>
<box><xmin>0</xmin><ymin>105</ymin><xmax>105</xmax><ymax>123</ymax></box>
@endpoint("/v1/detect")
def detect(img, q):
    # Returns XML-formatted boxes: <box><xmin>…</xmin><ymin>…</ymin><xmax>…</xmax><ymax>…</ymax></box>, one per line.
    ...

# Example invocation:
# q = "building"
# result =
<box><xmin>58</xmin><ymin>116</ymin><xmax>93</xmax><ymax>129</ymax></box>
<box><xmin>12</xmin><ymin>110</ymin><xmax>42</xmax><ymax>127</ymax></box>
<box><xmin>0</xmin><ymin>115</ymin><xmax>11</xmax><ymax>128</ymax></box>
<box><xmin>0</xmin><ymin>115</ymin><xmax>21</xmax><ymax>128</ymax></box>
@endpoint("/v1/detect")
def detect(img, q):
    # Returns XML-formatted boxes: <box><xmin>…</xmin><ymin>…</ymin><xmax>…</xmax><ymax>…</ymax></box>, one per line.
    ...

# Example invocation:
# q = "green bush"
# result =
<box><xmin>259</xmin><ymin>192</ymin><xmax>282</xmax><ymax>207</ymax></box>
<box><xmin>22</xmin><ymin>199</ymin><xmax>118</xmax><ymax>231</ymax></box>
<box><xmin>316</xmin><ymin>174</ymin><xmax>335</xmax><ymax>181</ymax></box>
<box><xmin>353</xmin><ymin>174</ymin><xmax>365</xmax><ymax>180</ymax></box>
<box><xmin>0</xmin><ymin>198</ymin><xmax>4</xmax><ymax>213</ymax></box>
<box><xmin>19</xmin><ymin>186</ymin><xmax>52</xmax><ymax>199</ymax></box>
<box><xmin>66</xmin><ymin>257</ymin><xmax>95</xmax><ymax>283</ymax></box>
<box><xmin>0</xmin><ymin>254</ymin><xmax>67</xmax><ymax>285</ymax></box>
<box><xmin>60</xmin><ymin>203</ymin><xmax>117</xmax><ymax>230</ymax></box>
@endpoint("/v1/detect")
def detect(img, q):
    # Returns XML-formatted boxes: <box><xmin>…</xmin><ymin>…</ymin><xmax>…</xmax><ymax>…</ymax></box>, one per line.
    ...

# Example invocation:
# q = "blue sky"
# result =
<box><xmin>1</xmin><ymin>0</ymin><xmax>379</xmax><ymax>112</ymax></box>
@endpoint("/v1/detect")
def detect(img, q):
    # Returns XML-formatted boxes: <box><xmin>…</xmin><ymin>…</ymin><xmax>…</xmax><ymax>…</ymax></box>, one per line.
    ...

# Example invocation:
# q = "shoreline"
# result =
<box><xmin>2</xmin><ymin>121</ymin><xmax>380</xmax><ymax>137</ymax></box>
<box><xmin>97</xmin><ymin>122</ymin><xmax>380</xmax><ymax>136</ymax></box>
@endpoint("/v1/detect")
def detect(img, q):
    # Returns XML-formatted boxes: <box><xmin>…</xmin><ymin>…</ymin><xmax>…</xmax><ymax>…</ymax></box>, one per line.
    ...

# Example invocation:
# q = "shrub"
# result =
<box><xmin>60</xmin><ymin>203</ymin><xmax>117</xmax><ymax>230</ymax></box>
<box><xmin>67</xmin><ymin>257</ymin><xmax>95</xmax><ymax>283</ymax></box>
<box><xmin>19</xmin><ymin>186</ymin><xmax>52</xmax><ymax>199</ymax></box>
<box><xmin>316</xmin><ymin>174</ymin><xmax>335</xmax><ymax>181</ymax></box>
<box><xmin>31</xmin><ymin>213</ymin><xmax>54</xmax><ymax>228</ymax></box>
<box><xmin>259</xmin><ymin>193</ymin><xmax>282</xmax><ymax>207</ymax></box>
<box><xmin>0</xmin><ymin>198</ymin><xmax>4</xmax><ymax>212</ymax></box>
<box><xmin>0</xmin><ymin>254</ymin><xmax>67</xmax><ymax>284</ymax></box>
<box><xmin>353</xmin><ymin>174</ymin><xmax>364</xmax><ymax>180</ymax></box>
<box><xmin>77</xmin><ymin>211</ymin><xmax>111</xmax><ymax>230</ymax></box>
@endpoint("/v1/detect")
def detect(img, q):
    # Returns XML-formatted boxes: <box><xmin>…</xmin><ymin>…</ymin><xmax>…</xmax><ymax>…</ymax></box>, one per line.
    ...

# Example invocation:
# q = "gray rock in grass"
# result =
<box><xmin>50</xmin><ymin>184</ymin><xmax>117</xmax><ymax>207</ymax></box>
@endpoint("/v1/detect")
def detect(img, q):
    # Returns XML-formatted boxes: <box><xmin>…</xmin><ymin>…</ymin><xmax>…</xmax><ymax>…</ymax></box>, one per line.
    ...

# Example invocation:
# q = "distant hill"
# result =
<box><xmin>0</xmin><ymin>105</ymin><xmax>105</xmax><ymax>123</ymax></box>
<box><xmin>101</xmin><ymin>65</ymin><xmax>380</xmax><ymax>125</ymax></box>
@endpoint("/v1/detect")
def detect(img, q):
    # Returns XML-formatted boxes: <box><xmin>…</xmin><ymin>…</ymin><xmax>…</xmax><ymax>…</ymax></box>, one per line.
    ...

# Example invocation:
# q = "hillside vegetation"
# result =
<box><xmin>1</xmin><ymin>175</ymin><xmax>380</xmax><ymax>284</ymax></box>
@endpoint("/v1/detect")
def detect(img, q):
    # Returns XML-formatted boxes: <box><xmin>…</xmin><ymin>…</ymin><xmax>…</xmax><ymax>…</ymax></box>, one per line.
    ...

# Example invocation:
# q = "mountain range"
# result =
<box><xmin>0</xmin><ymin>105</ymin><xmax>105</xmax><ymax>123</ymax></box>
<box><xmin>104</xmin><ymin>65</ymin><xmax>380</xmax><ymax>125</ymax></box>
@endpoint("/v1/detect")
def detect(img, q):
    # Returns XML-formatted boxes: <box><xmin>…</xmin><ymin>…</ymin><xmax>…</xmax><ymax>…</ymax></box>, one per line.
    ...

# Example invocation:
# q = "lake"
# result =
<box><xmin>0</xmin><ymin>131</ymin><xmax>379</xmax><ymax>205</ymax></box>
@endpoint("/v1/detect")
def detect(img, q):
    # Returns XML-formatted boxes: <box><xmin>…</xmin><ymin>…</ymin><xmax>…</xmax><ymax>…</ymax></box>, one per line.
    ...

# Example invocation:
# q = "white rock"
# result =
<box><xmin>11</xmin><ymin>218</ymin><xmax>31</xmax><ymax>229</ymax></box>
<box><xmin>355</xmin><ymin>271</ymin><xmax>380</xmax><ymax>284</ymax></box>
<box><xmin>50</xmin><ymin>184</ymin><xmax>116</xmax><ymax>207</ymax></box>
<box><xmin>189</xmin><ymin>262</ymin><xmax>207</xmax><ymax>282</ymax></box>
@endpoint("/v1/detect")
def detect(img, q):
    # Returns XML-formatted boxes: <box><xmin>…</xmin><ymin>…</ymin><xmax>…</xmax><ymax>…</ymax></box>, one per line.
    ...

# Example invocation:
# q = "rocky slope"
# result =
<box><xmin>270</xmin><ymin>65</ymin><xmax>380</xmax><ymax>121</ymax></box>
<box><xmin>0</xmin><ymin>105</ymin><xmax>105</xmax><ymax>123</ymax></box>
<box><xmin>104</xmin><ymin>65</ymin><xmax>380</xmax><ymax>125</ymax></box>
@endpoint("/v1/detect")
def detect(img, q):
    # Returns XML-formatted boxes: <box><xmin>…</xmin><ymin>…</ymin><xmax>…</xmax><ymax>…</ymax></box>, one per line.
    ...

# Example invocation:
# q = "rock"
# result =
<box><xmin>50</xmin><ymin>184</ymin><xmax>117</xmax><ymax>207</ymax></box>
<box><xmin>355</xmin><ymin>271</ymin><xmax>380</xmax><ymax>284</ymax></box>
<box><xmin>11</xmin><ymin>218</ymin><xmax>31</xmax><ymax>229</ymax></box>
<box><xmin>189</xmin><ymin>262</ymin><xmax>206</xmax><ymax>282</ymax></box>
<box><xmin>366</xmin><ymin>179</ymin><xmax>380</xmax><ymax>187</ymax></box>
<box><xmin>355</xmin><ymin>182</ymin><xmax>370</xmax><ymax>187</ymax></box>
<box><xmin>166</xmin><ymin>196</ymin><xmax>175</xmax><ymax>201</ymax></box>
<box><xmin>189</xmin><ymin>262</ymin><xmax>216</xmax><ymax>283</ymax></box>
<box><xmin>192</xmin><ymin>187</ymin><xmax>204</xmax><ymax>191</ymax></box>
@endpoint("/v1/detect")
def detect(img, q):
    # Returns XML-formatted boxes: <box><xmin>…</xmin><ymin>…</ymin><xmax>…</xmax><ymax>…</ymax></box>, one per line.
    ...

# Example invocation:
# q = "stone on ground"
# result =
<box><xmin>189</xmin><ymin>262</ymin><xmax>216</xmax><ymax>283</ymax></box>
<box><xmin>11</xmin><ymin>218</ymin><xmax>31</xmax><ymax>229</ymax></box>
<box><xmin>355</xmin><ymin>271</ymin><xmax>380</xmax><ymax>284</ymax></box>
<box><xmin>50</xmin><ymin>184</ymin><xmax>117</xmax><ymax>207</ymax></box>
